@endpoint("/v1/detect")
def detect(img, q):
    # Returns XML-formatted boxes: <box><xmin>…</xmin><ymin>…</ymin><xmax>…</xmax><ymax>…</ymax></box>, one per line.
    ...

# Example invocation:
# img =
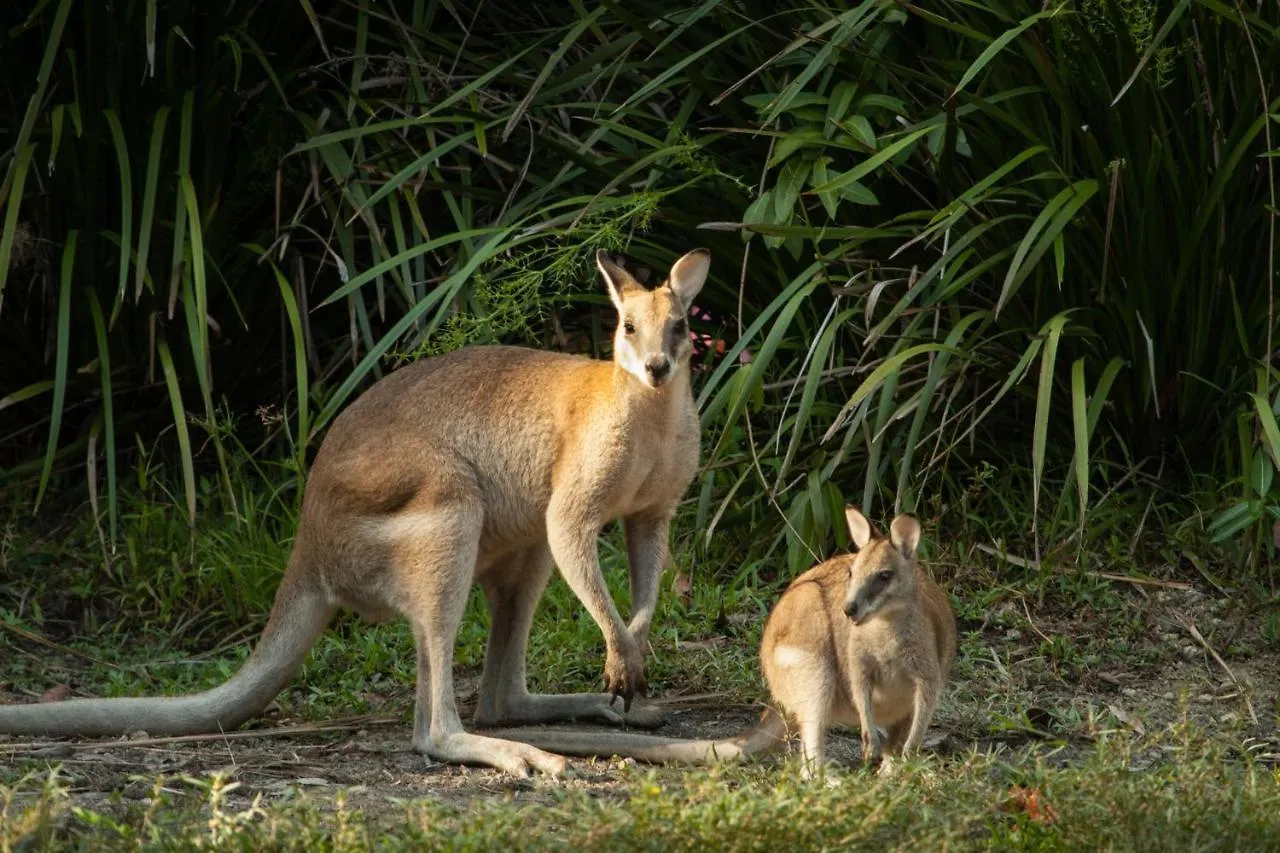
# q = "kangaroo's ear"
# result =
<box><xmin>844</xmin><ymin>506</ymin><xmax>874</xmax><ymax>551</ymax></box>
<box><xmin>889</xmin><ymin>515</ymin><xmax>921</xmax><ymax>561</ymax></box>
<box><xmin>597</xmin><ymin>250</ymin><xmax>645</xmax><ymax>311</ymax></box>
<box><xmin>665</xmin><ymin>248</ymin><xmax>710</xmax><ymax>310</ymax></box>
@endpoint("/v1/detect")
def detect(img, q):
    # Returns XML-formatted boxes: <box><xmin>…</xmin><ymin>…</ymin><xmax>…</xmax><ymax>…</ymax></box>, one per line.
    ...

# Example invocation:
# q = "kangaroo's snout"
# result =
<box><xmin>843</xmin><ymin>597</ymin><xmax>864</xmax><ymax>624</ymax></box>
<box><xmin>646</xmin><ymin>356</ymin><xmax>672</xmax><ymax>384</ymax></box>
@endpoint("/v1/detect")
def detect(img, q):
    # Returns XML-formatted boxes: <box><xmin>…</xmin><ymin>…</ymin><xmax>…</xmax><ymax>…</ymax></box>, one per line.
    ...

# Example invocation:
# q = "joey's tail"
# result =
<box><xmin>0</xmin><ymin>559</ymin><xmax>335</xmax><ymax>737</ymax></box>
<box><xmin>485</xmin><ymin>707</ymin><xmax>788</xmax><ymax>765</ymax></box>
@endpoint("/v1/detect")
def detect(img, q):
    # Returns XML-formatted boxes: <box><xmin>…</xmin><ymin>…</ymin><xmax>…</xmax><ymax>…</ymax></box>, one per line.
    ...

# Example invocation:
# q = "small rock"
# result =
<box><xmin>1182</xmin><ymin>645</ymin><xmax>1199</xmax><ymax>659</ymax></box>
<box><xmin>1220</xmin><ymin>712</ymin><xmax>1239</xmax><ymax>724</ymax></box>
<box><xmin>1161</xmin><ymin>692</ymin><xmax>1175</xmax><ymax>700</ymax></box>
<box><xmin>295</xmin><ymin>777</ymin><xmax>329</xmax><ymax>786</ymax></box>
<box><xmin>1197</xmin><ymin>693</ymin><xmax>1214</xmax><ymax>703</ymax></box>
<box><xmin>128</xmin><ymin>730</ymin><xmax>150</xmax><ymax>740</ymax></box>
<box><xmin>1121</xmin><ymin>688</ymin><xmax>1137</xmax><ymax>697</ymax></box>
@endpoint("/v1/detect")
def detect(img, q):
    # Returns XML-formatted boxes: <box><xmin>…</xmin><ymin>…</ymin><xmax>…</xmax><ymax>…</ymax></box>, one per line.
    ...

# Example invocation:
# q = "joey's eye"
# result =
<box><xmin>672</xmin><ymin>318</ymin><xmax>687</xmax><ymax>335</ymax></box>
<box><xmin>877</xmin><ymin>570</ymin><xmax>894</xmax><ymax>583</ymax></box>
<box><xmin>623</xmin><ymin>320</ymin><xmax>636</xmax><ymax>335</ymax></box>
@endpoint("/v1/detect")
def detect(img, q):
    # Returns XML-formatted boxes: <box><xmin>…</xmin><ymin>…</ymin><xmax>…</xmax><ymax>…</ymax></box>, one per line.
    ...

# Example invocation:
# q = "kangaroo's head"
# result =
<box><xmin>841</xmin><ymin>507</ymin><xmax>921</xmax><ymax>626</ymax></box>
<box><xmin>597</xmin><ymin>248</ymin><xmax>711</xmax><ymax>389</ymax></box>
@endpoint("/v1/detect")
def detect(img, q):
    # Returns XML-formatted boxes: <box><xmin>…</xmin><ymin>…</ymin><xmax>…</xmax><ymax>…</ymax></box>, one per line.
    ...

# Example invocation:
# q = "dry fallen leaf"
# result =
<box><xmin>1107</xmin><ymin>702</ymin><xmax>1147</xmax><ymax>735</ymax></box>
<box><xmin>40</xmin><ymin>684</ymin><xmax>72</xmax><ymax>703</ymax></box>
<box><xmin>1000</xmin><ymin>786</ymin><xmax>1059</xmax><ymax>825</ymax></box>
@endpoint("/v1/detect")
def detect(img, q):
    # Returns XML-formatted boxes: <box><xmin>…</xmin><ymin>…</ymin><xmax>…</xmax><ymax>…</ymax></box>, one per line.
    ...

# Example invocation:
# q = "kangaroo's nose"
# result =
<box><xmin>843</xmin><ymin>599</ymin><xmax>864</xmax><ymax>623</ymax></box>
<box><xmin>646</xmin><ymin>356</ymin><xmax>671</xmax><ymax>381</ymax></box>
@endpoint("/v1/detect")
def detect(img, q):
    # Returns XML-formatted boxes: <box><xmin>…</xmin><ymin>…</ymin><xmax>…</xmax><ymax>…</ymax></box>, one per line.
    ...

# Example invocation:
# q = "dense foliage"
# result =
<box><xmin>2</xmin><ymin>0</ymin><xmax>1277</xmax><ymax>580</ymax></box>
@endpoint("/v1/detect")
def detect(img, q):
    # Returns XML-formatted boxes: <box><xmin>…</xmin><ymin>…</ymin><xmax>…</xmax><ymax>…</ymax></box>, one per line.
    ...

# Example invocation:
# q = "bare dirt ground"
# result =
<box><xmin>2</xmin><ymin>583</ymin><xmax>1278</xmax><ymax>822</ymax></box>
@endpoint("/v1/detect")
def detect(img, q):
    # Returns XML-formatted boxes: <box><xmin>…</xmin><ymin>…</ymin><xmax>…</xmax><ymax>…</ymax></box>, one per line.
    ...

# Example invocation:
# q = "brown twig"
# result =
<box><xmin>1176</xmin><ymin>615</ymin><xmax>1259</xmax><ymax>727</ymax></box>
<box><xmin>975</xmin><ymin>544</ymin><xmax>1194</xmax><ymax>591</ymax></box>
<box><xmin>1019</xmin><ymin>598</ymin><xmax>1054</xmax><ymax>646</ymax></box>
<box><xmin>0</xmin><ymin>714</ymin><xmax>401</xmax><ymax>755</ymax></box>
<box><xmin>1094</xmin><ymin>573</ymin><xmax>1191</xmax><ymax>591</ymax></box>
<box><xmin>0</xmin><ymin>622</ymin><xmax>119</xmax><ymax>670</ymax></box>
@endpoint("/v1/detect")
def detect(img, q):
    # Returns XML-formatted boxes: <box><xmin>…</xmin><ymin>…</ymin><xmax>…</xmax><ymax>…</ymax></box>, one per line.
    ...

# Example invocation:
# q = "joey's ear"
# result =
<box><xmin>844</xmin><ymin>506</ymin><xmax>874</xmax><ymax>551</ymax></box>
<box><xmin>889</xmin><ymin>515</ymin><xmax>921</xmax><ymax>561</ymax></box>
<box><xmin>665</xmin><ymin>248</ymin><xmax>710</xmax><ymax>309</ymax></box>
<box><xmin>597</xmin><ymin>250</ymin><xmax>644</xmax><ymax>311</ymax></box>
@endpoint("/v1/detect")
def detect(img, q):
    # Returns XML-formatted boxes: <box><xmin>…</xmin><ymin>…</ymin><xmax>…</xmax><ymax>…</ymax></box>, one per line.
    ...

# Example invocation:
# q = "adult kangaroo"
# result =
<box><xmin>0</xmin><ymin>248</ymin><xmax>711</xmax><ymax>778</ymax></box>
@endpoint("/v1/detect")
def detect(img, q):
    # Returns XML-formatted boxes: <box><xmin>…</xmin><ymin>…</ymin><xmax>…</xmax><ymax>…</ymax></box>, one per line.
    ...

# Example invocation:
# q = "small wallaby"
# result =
<box><xmin>487</xmin><ymin>508</ymin><xmax>957</xmax><ymax>779</ymax></box>
<box><xmin>0</xmin><ymin>248</ymin><xmax>712</xmax><ymax>778</ymax></box>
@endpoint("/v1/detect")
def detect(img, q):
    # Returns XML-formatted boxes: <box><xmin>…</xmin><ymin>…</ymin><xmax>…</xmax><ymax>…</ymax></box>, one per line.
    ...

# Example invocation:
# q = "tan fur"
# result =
<box><xmin>0</xmin><ymin>248</ymin><xmax>712</xmax><ymax>779</ymax></box>
<box><xmin>488</xmin><ymin>508</ymin><xmax>957</xmax><ymax>779</ymax></box>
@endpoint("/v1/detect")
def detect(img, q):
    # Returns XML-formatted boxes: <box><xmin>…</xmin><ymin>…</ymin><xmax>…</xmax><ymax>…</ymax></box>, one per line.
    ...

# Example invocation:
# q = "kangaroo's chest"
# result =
<box><xmin>844</xmin><ymin>628</ymin><xmax>927</xmax><ymax>725</ymax></box>
<box><xmin>604</xmin><ymin>406</ymin><xmax>700</xmax><ymax>516</ymax></box>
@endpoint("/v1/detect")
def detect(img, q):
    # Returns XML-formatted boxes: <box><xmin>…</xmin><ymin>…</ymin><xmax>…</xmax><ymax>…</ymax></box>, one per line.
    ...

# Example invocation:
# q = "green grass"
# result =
<box><xmin>3</xmin><ymin>462</ymin><xmax>1279</xmax><ymax>848</ymax></box>
<box><xmin>5</xmin><ymin>735</ymin><xmax>1280</xmax><ymax>851</ymax></box>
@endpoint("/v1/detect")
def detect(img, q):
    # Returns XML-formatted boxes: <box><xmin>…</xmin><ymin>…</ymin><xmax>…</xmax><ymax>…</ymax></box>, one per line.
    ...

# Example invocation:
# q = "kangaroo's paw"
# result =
<box><xmin>416</xmin><ymin>731</ymin><xmax>569</xmax><ymax>778</ymax></box>
<box><xmin>473</xmin><ymin>693</ymin><xmax>668</xmax><ymax>730</ymax></box>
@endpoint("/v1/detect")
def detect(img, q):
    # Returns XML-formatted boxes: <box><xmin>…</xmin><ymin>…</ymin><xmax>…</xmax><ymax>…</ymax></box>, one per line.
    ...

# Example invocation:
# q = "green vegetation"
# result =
<box><xmin>2</xmin><ymin>0</ymin><xmax>1279</xmax><ymax>848</ymax></box>
<box><xmin>5</xmin><ymin>0</ymin><xmax>1278</xmax><ymax>575</ymax></box>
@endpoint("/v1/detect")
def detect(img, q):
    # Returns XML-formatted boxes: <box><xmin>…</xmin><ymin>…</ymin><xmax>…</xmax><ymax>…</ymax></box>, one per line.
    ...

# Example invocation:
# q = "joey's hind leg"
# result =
<box><xmin>399</xmin><ymin>510</ymin><xmax>566</xmax><ymax>778</ymax></box>
<box><xmin>471</xmin><ymin>544</ymin><xmax>665</xmax><ymax>730</ymax></box>
<box><xmin>769</xmin><ymin>646</ymin><xmax>836</xmax><ymax>781</ymax></box>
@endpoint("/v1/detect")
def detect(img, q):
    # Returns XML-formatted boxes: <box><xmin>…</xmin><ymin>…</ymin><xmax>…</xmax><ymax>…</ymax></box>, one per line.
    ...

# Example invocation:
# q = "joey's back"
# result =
<box><xmin>759</xmin><ymin>557</ymin><xmax>849</xmax><ymax>693</ymax></box>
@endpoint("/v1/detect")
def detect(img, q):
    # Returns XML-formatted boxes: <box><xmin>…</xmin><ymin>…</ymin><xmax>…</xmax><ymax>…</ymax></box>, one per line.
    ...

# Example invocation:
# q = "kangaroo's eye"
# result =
<box><xmin>623</xmin><ymin>320</ymin><xmax>636</xmax><ymax>335</ymax></box>
<box><xmin>672</xmin><ymin>318</ymin><xmax>687</xmax><ymax>335</ymax></box>
<box><xmin>877</xmin><ymin>570</ymin><xmax>894</xmax><ymax>583</ymax></box>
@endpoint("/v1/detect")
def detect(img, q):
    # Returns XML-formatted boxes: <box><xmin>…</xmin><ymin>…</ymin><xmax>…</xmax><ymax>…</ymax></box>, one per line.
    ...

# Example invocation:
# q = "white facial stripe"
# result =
<box><xmin>614</xmin><ymin>335</ymin><xmax>649</xmax><ymax>385</ymax></box>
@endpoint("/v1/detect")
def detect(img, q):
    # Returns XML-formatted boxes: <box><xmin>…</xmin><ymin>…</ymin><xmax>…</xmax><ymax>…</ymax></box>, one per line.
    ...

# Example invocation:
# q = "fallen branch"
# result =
<box><xmin>1176</xmin><ymin>615</ymin><xmax>1259</xmax><ymax>727</ymax></box>
<box><xmin>0</xmin><ymin>622</ymin><xmax>119</xmax><ymax>670</ymax></box>
<box><xmin>0</xmin><ymin>713</ymin><xmax>401</xmax><ymax>755</ymax></box>
<box><xmin>974</xmin><ymin>544</ymin><xmax>1193</xmax><ymax>590</ymax></box>
<box><xmin>1094</xmin><ymin>572</ymin><xmax>1191</xmax><ymax>591</ymax></box>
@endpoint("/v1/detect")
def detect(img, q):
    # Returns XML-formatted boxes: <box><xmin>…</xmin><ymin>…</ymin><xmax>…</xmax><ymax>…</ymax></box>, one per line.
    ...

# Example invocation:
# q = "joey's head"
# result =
<box><xmin>841</xmin><ymin>507</ymin><xmax>921</xmax><ymax>626</ymax></box>
<box><xmin>597</xmin><ymin>248</ymin><xmax>710</xmax><ymax>389</ymax></box>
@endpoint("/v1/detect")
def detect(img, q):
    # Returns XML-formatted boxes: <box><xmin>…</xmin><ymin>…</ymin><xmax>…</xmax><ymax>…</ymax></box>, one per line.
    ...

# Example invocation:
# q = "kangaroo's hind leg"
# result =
<box><xmin>471</xmin><ymin>543</ymin><xmax>665</xmax><ymax>730</ymax></box>
<box><xmin>766</xmin><ymin>643</ymin><xmax>837</xmax><ymax>782</ymax></box>
<box><xmin>396</xmin><ymin>505</ymin><xmax>567</xmax><ymax>778</ymax></box>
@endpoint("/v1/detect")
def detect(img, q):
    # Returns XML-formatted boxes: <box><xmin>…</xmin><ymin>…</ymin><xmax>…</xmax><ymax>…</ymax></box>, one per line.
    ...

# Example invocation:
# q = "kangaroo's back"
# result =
<box><xmin>917</xmin><ymin>566</ymin><xmax>957</xmax><ymax>678</ymax></box>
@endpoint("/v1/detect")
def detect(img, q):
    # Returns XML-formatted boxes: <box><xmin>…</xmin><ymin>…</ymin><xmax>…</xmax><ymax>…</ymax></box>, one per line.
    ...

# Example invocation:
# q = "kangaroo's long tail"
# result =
<box><xmin>0</xmin><ymin>557</ymin><xmax>334</xmax><ymax>737</ymax></box>
<box><xmin>484</xmin><ymin>707</ymin><xmax>788</xmax><ymax>765</ymax></box>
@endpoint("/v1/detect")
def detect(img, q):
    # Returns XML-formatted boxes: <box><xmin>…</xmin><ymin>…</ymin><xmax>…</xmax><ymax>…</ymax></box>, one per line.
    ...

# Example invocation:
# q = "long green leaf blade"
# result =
<box><xmin>34</xmin><ymin>230</ymin><xmax>77</xmax><ymax>512</ymax></box>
